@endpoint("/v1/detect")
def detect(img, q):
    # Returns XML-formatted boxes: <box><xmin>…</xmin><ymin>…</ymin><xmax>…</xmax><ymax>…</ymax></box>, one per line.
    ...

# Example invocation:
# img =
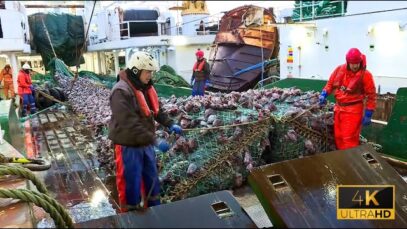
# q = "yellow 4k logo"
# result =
<box><xmin>337</xmin><ymin>185</ymin><xmax>395</xmax><ymax>220</ymax></box>
<box><xmin>352</xmin><ymin>190</ymin><xmax>379</xmax><ymax>207</ymax></box>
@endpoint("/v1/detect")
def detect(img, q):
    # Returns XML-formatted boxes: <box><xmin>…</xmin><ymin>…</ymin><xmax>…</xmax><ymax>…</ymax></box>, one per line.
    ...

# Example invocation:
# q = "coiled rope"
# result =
<box><xmin>0</xmin><ymin>165</ymin><xmax>75</xmax><ymax>228</ymax></box>
<box><xmin>0</xmin><ymin>165</ymin><xmax>48</xmax><ymax>194</ymax></box>
<box><xmin>0</xmin><ymin>189</ymin><xmax>74</xmax><ymax>228</ymax></box>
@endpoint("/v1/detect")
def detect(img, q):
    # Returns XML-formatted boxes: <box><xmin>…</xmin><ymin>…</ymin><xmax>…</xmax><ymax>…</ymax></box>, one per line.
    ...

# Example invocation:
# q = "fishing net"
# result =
<box><xmin>156</xmin><ymin>89</ymin><xmax>335</xmax><ymax>202</ymax></box>
<box><xmin>46</xmin><ymin>58</ymin><xmax>337</xmax><ymax>203</ymax></box>
<box><xmin>31</xmin><ymin>72</ymin><xmax>57</xmax><ymax>87</ymax></box>
<box><xmin>156</xmin><ymin>105</ymin><xmax>267</xmax><ymax>202</ymax></box>
<box><xmin>153</xmin><ymin>65</ymin><xmax>191</xmax><ymax>88</ymax></box>
<box><xmin>78</xmin><ymin>71</ymin><xmax>116</xmax><ymax>89</ymax></box>
<box><xmin>28</xmin><ymin>13</ymin><xmax>85</xmax><ymax>70</ymax></box>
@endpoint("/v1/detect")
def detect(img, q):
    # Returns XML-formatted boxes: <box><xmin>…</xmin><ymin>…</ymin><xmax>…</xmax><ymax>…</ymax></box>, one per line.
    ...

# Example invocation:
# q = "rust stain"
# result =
<box><xmin>209</xmin><ymin>5</ymin><xmax>279</xmax><ymax>92</ymax></box>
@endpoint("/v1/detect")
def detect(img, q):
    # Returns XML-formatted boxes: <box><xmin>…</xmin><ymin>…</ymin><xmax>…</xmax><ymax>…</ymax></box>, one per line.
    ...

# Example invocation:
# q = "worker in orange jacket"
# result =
<box><xmin>0</xmin><ymin>64</ymin><xmax>15</xmax><ymax>99</ymax></box>
<box><xmin>319</xmin><ymin>48</ymin><xmax>376</xmax><ymax>150</ymax></box>
<box><xmin>18</xmin><ymin>63</ymin><xmax>37</xmax><ymax>117</ymax></box>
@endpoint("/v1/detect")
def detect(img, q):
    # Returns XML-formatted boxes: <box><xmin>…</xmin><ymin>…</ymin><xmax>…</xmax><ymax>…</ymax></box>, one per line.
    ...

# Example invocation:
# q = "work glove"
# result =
<box><xmin>169</xmin><ymin>124</ymin><xmax>182</xmax><ymax>134</ymax></box>
<box><xmin>362</xmin><ymin>109</ymin><xmax>374</xmax><ymax>126</ymax></box>
<box><xmin>156</xmin><ymin>138</ymin><xmax>170</xmax><ymax>153</ymax></box>
<box><xmin>190</xmin><ymin>78</ymin><xmax>195</xmax><ymax>86</ymax></box>
<box><xmin>319</xmin><ymin>90</ymin><xmax>328</xmax><ymax>105</ymax></box>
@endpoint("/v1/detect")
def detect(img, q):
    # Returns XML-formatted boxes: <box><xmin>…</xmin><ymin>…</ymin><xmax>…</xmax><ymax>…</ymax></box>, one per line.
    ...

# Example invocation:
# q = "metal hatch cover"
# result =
<box><xmin>248</xmin><ymin>145</ymin><xmax>407</xmax><ymax>228</ymax></box>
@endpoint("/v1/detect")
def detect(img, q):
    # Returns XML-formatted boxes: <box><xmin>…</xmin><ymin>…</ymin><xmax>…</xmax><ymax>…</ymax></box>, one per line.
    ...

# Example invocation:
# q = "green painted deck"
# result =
<box><xmin>154</xmin><ymin>83</ymin><xmax>192</xmax><ymax>98</ymax></box>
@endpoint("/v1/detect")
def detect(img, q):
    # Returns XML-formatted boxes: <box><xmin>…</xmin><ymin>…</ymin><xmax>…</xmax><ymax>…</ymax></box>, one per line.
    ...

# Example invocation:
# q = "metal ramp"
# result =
<box><xmin>26</xmin><ymin>107</ymin><xmax>118</xmax><ymax>225</ymax></box>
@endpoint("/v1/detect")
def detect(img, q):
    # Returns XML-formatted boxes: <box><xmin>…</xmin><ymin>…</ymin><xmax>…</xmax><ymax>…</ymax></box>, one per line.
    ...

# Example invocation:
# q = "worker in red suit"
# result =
<box><xmin>18</xmin><ymin>63</ymin><xmax>37</xmax><ymax>117</ymax></box>
<box><xmin>319</xmin><ymin>48</ymin><xmax>376</xmax><ymax>150</ymax></box>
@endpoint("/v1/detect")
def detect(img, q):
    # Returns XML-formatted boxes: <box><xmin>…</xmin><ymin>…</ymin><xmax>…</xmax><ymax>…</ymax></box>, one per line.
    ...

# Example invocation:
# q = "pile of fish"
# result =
<box><xmin>54</xmin><ymin>72</ymin><xmax>335</xmax><ymax>200</ymax></box>
<box><xmin>54</xmin><ymin>74</ymin><xmax>115</xmax><ymax>172</ymax></box>
<box><xmin>155</xmin><ymin>88</ymin><xmax>335</xmax><ymax>198</ymax></box>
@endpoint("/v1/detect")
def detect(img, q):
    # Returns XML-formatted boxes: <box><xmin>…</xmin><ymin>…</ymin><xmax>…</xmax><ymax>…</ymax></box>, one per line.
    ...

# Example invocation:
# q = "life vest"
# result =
<box><xmin>331</xmin><ymin>64</ymin><xmax>365</xmax><ymax>95</ymax></box>
<box><xmin>193</xmin><ymin>59</ymin><xmax>206</xmax><ymax>72</ymax></box>
<box><xmin>121</xmin><ymin>76</ymin><xmax>159</xmax><ymax>117</ymax></box>
<box><xmin>193</xmin><ymin>59</ymin><xmax>207</xmax><ymax>80</ymax></box>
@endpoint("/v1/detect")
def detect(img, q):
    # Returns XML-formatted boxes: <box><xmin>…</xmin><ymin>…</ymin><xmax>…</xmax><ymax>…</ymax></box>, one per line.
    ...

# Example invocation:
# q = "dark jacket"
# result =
<box><xmin>192</xmin><ymin>59</ymin><xmax>210</xmax><ymax>81</ymax></box>
<box><xmin>108</xmin><ymin>75</ymin><xmax>173</xmax><ymax>147</ymax></box>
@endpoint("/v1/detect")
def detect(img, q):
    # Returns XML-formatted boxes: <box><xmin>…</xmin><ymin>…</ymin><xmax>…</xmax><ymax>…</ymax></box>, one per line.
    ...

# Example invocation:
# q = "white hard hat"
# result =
<box><xmin>22</xmin><ymin>63</ymin><xmax>32</xmax><ymax>70</ymax></box>
<box><xmin>127</xmin><ymin>51</ymin><xmax>159</xmax><ymax>72</ymax></box>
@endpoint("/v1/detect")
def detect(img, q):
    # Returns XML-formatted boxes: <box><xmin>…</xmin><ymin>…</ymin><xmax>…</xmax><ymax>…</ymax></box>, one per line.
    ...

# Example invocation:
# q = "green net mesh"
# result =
<box><xmin>46</xmin><ymin>58</ymin><xmax>339</xmax><ymax>203</ymax></box>
<box><xmin>153</xmin><ymin>65</ymin><xmax>191</xmax><ymax>88</ymax></box>
<box><xmin>28</xmin><ymin>13</ymin><xmax>85</xmax><ymax>70</ymax></box>
<box><xmin>155</xmin><ymin>90</ymin><xmax>336</xmax><ymax>202</ymax></box>
<box><xmin>78</xmin><ymin>71</ymin><xmax>116</xmax><ymax>89</ymax></box>
<box><xmin>31</xmin><ymin>72</ymin><xmax>57</xmax><ymax>87</ymax></box>
<box><xmin>48</xmin><ymin>58</ymin><xmax>75</xmax><ymax>77</ymax></box>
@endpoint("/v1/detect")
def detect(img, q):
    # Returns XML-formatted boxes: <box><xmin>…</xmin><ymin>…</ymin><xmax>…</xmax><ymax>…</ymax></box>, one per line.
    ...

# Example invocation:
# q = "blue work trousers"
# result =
<box><xmin>22</xmin><ymin>93</ymin><xmax>37</xmax><ymax>116</ymax></box>
<box><xmin>115</xmin><ymin>145</ymin><xmax>160</xmax><ymax>212</ymax></box>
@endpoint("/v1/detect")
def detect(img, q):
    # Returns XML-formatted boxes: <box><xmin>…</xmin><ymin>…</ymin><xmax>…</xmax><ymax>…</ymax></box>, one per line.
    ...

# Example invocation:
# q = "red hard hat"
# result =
<box><xmin>196</xmin><ymin>50</ymin><xmax>204</xmax><ymax>58</ymax></box>
<box><xmin>346</xmin><ymin>48</ymin><xmax>362</xmax><ymax>64</ymax></box>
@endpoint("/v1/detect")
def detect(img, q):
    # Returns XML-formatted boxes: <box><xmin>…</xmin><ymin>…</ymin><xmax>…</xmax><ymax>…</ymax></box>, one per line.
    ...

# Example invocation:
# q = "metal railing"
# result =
<box><xmin>194</xmin><ymin>21</ymin><xmax>219</xmax><ymax>35</ymax></box>
<box><xmin>294</xmin><ymin>0</ymin><xmax>346</xmax><ymax>22</ymax></box>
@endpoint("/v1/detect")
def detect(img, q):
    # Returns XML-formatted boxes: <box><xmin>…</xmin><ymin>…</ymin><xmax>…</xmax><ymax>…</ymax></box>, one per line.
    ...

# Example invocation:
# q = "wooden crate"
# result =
<box><xmin>75</xmin><ymin>191</ymin><xmax>256</xmax><ymax>228</ymax></box>
<box><xmin>249</xmin><ymin>145</ymin><xmax>407</xmax><ymax>228</ymax></box>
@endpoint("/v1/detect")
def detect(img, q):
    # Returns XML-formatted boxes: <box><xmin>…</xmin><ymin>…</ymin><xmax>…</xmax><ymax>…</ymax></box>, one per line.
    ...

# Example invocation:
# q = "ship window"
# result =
<box><xmin>128</xmin><ymin>22</ymin><xmax>158</xmax><ymax>37</ymax></box>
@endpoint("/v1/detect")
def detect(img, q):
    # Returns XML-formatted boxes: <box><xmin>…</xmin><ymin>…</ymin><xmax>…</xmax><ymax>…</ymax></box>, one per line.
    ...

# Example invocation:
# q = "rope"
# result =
<box><xmin>36</xmin><ymin>90</ymin><xmax>69</xmax><ymax>106</ymax></box>
<box><xmin>0</xmin><ymin>165</ymin><xmax>48</xmax><ymax>195</ymax></box>
<box><xmin>41</xmin><ymin>16</ymin><xmax>57</xmax><ymax>59</ymax></box>
<box><xmin>0</xmin><ymin>189</ymin><xmax>75</xmax><ymax>228</ymax></box>
<box><xmin>19</xmin><ymin>104</ymin><xmax>59</xmax><ymax>123</ymax></box>
<box><xmin>183</xmin><ymin>118</ymin><xmax>268</xmax><ymax>132</ymax></box>
<box><xmin>70</xmin><ymin>0</ymin><xmax>97</xmax><ymax>93</ymax></box>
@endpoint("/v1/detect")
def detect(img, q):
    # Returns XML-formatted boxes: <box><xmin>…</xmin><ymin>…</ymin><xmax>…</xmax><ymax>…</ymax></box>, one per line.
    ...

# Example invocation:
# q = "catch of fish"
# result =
<box><xmin>53</xmin><ymin>72</ymin><xmax>336</xmax><ymax>201</ymax></box>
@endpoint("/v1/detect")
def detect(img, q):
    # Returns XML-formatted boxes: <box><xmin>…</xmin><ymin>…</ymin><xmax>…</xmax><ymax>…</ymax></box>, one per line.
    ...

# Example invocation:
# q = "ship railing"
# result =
<box><xmin>194</xmin><ymin>20</ymin><xmax>219</xmax><ymax>35</ymax></box>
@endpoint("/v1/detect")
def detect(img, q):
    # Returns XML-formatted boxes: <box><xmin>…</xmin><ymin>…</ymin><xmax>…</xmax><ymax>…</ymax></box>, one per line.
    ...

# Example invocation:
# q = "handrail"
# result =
<box><xmin>254</xmin><ymin>75</ymin><xmax>280</xmax><ymax>89</ymax></box>
<box><xmin>120</xmin><ymin>20</ymin><xmax>158</xmax><ymax>23</ymax></box>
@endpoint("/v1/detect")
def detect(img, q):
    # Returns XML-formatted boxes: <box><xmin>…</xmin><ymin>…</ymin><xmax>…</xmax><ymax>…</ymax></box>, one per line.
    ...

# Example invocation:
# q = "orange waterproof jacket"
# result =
<box><xmin>0</xmin><ymin>69</ymin><xmax>13</xmax><ymax>82</ymax></box>
<box><xmin>323</xmin><ymin>55</ymin><xmax>376</xmax><ymax>112</ymax></box>
<box><xmin>17</xmin><ymin>70</ymin><xmax>32</xmax><ymax>95</ymax></box>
